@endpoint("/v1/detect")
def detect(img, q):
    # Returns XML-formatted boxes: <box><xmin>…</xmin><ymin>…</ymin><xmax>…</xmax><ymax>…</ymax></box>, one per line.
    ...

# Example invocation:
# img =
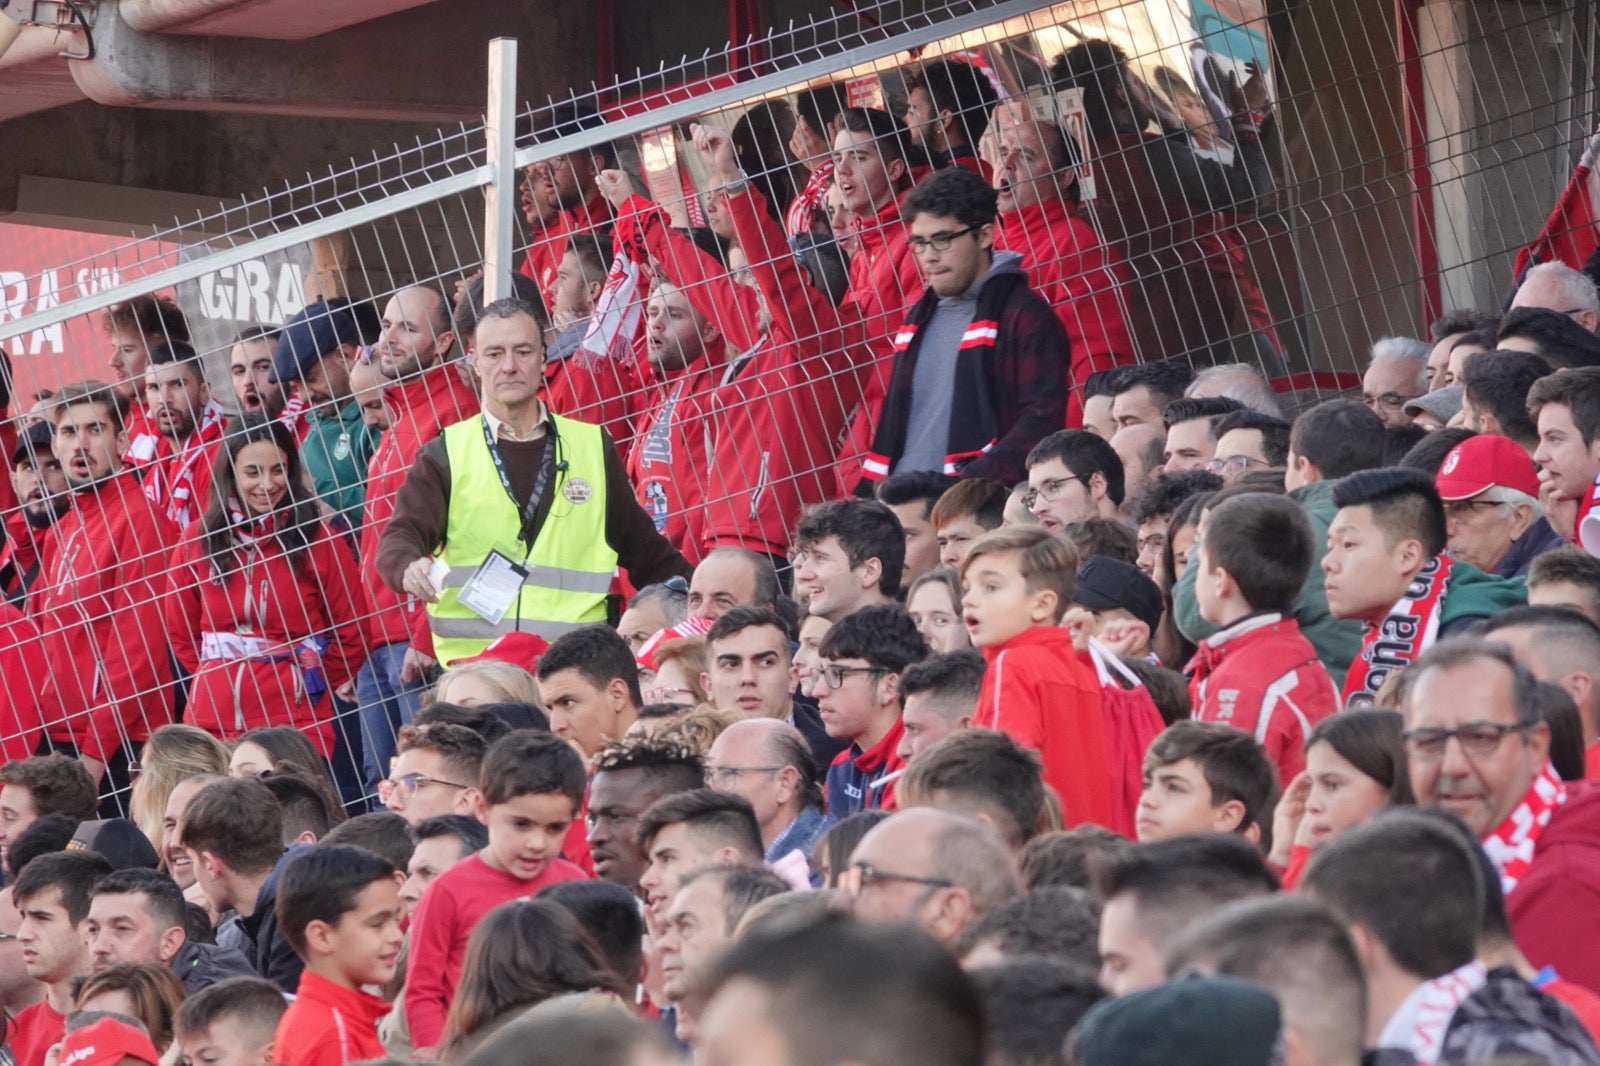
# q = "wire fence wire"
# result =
<box><xmin>0</xmin><ymin>0</ymin><xmax>1590</xmax><ymax>817</ymax></box>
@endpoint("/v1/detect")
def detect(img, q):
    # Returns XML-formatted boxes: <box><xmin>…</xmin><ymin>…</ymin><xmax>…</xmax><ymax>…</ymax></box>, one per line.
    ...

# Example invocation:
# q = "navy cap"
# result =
<box><xmin>9</xmin><ymin>420</ymin><xmax>53</xmax><ymax>466</ymax></box>
<box><xmin>269</xmin><ymin>301</ymin><xmax>361</xmax><ymax>384</ymax></box>
<box><xmin>67</xmin><ymin>818</ymin><xmax>161</xmax><ymax>871</ymax></box>
<box><xmin>1073</xmin><ymin>554</ymin><xmax>1164</xmax><ymax>634</ymax></box>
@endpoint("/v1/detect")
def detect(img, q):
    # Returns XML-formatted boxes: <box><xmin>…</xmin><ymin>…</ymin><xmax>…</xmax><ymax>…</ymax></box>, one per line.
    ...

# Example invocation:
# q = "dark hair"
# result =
<box><xmin>1534</xmin><ymin>680</ymin><xmax>1587</xmax><ymax>781</ymax></box>
<box><xmin>538</xmin><ymin>879</ymin><xmax>645</xmax><ymax>990</ymax></box>
<box><xmin>1083</xmin><ymin>367</ymin><xmax>1133</xmax><ymax>401</ymax></box>
<box><xmin>678</xmin><ymin>863</ymin><xmax>791</xmax><ymax>936</ymax></box>
<box><xmin>321</xmin><ymin>811</ymin><xmax>416</xmax><ymax>871</ymax></box>
<box><xmin>1020</xmin><ymin>826</ymin><xmax>1132</xmax><ymax>891</ymax></box>
<box><xmin>1051</xmin><ymin>39</ymin><xmax>1134</xmax><ymax>140</ymax></box>
<box><xmin>898</xmin><ymin>649</ymin><xmax>986</xmax><ymax>703</ymax></box>
<box><xmin>412</xmin><ymin>702</ymin><xmax>513</xmax><ymax>745</ymax></box>
<box><xmin>794</xmin><ymin>499</ymin><xmax>906</xmax><ymax>597</ymax></box>
<box><xmin>590</xmin><ymin>734</ymin><xmax>705</xmax><ymax>790</ymax></box>
<box><xmin>476</xmin><ymin>295</ymin><xmax>553</xmax><ymax>339</ymax></box>
<box><xmin>1330</xmin><ymin>466</ymin><xmax>1448</xmax><ymax>557</ymax></box>
<box><xmin>53</xmin><ymin>380</ymin><xmax>130</xmax><ymax>434</ymax></box>
<box><xmin>261</xmin><ymin>770</ymin><xmax>339</xmax><ymax>843</ymax></box>
<box><xmin>839</xmin><ymin>107</ymin><xmax>912</xmax><ymax>166</ymax></box>
<box><xmin>704</xmin><ymin>913</ymin><xmax>985</xmax><ymax>1066</ymax></box>
<box><xmin>1112</xmin><ymin>360</ymin><xmax>1196</xmax><ymax>410</ymax></box>
<box><xmin>902</xmin><ymin>165</ymin><xmax>999</xmax><ymax>228</ymax></box>
<box><xmin>199</xmin><ymin>415</ymin><xmax>321</xmax><ymax>577</ymax></box>
<box><xmin>971</xmin><ymin>956</ymin><xmax>1104</xmax><ymax>1066</ymax></box>
<box><xmin>1528</xmin><ymin>547</ymin><xmax>1600</xmax><ymax>619</ymax></box>
<box><xmin>899</xmin><ymin>729</ymin><xmax>1044</xmax><ymax>847</ymax></box>
<box><xmin>1407</xmin><ymin>638</ymin><xmax>1542</xmax><ymax>727</ymax></box>
<box><xmin>794</xmin><ymin>83</ymin><xmax>850</xmax><ymax>140</ymax></box>
<box><xmin>1027</xmin><ymin>430</ymin><xmax>1125</xmax><ymax>506</ymax></box>
<box><xmin>1143</xmin><ymin>722</ymin><xmax>1279</xmax><ymax>841</ymax></box>
<box><xmin>1305</xmin><ymin>710</ymin><xmax>1415</xmax><ymax>807</ymax></box>
<box><xmin>1382</xmin><ymin>423</ymin><xmax>1428</xmax><ymax>466</ymax></box>
<box><xmin>705</xmin><ymin>606</ymin><xmax>788</xmax><ymax>650</ymax></box>
<box><xmin>1129</xmin><ymin>469</ymin><xmax>1222</xmax><ymax>526</ymax></box>
<box><xmin>479</xmin><ymin>730</ymin><xmax>586</xmax><ymax>809</ymax></box>
<box><xmin>930</xmin><ymin>477</ymin><xmax>1009</xmax><ymax>532</ymax></box>
<box><xmin>13</xmin><ymin>850</ymin><xmax>115</xmax><ymax>924</ymax></box>
<box><xmin>276</xmin><ymin>843</ymin><xmax>397</xmax><ymax>955</ymax></box>
<box><xmin>1122</xmin><ymin>657</ymin><xmax>1192</xmax><ymax>725</ymax></box>
<box><xmin>179</xmin><ymin>777</ymin><xmax>283</xmax><ymax>876</ymax></box>
<box><xmin>1161</xmin><ymin>396</ymin><xmax>1243</xmax><ymax>432</ymax></box>
<box><xmin>816</xmin><ymin>811</ymin><xmax>890</xmax><ymax>887</ymax></box>
<box><xmin>1092</xmin><ymin>834</ymin><xmax>1279</xmax><ymax>943</ymax></box>
<box><xmin>1201</xmin><ymin>493</ymin><xmax>1314</xmax><ymax>613</ymax></box>
<box><xmin>1396</xmin><ymin>427</ymin><xmax>1476</xmax><ymax>475</ymax></box>
<box><xmin>0</xmin><ymin>754</ymin><xmax>98</xmax><ymax>821</ymax></box>
<box><xmin>7</xmin><ymin>814</ymin><xmax>81</xmax><ymax>878</ymax></box>
<box><xmin>564</xmin><ymin>231</ymin><xmax>612</xmax><ymax>287</ymax></box>
<box><xmin>876</xmin><ymin>470</ymin><xmax>957</xmax><ymax>516</ymax></box>
<box><xmin>397</xmin><ymin>722</ymin><xmax>489</xmax><ymax>786</ymax></box>
<box><xmin>1213</xmin><ymin>410</ymin><xmax>1292</xmax><ymax>467</ymax></box>
<box><xmin>235</xmin><ymin>727</ymin><xmax>340</xmax><ymax>805</ymax></box>
<box><xmin>817</xmin><ymin>603</ymin><xmax>927</xmax><ymax>673</ymax></box>
<box><xmin>453</xmin><ymin>273</ymin><xmax>546</xmax><ymax>345</ymax></box>
<box><xmin>444</xmin><ymin>898</ymin><xmax>628</xmax><ymax>1050</ymax></box>
<box><xmin>173</xmin><ymin>975</ymin><xmax>286</xmax><ymax>1041</ymax></box>
<box><xmin>1289</xmin><ymin>400</ymin><xmax>1386</xmax><ymax>479</ymax></box>
<box><xmin>1460</xmin><ymin>350</ymin><xmax>1550</xmax><ymax>447</ymax></box>
<box><xmin>413</xmin><ymin>813</ymin><xmax>489</xmax><ymax>856</ymax></box>
<box><xmin>146</xmin><ymin>339</ymin><xmax>203</xmax><ymax>379</ymax></box>
<box><xmin>1528</xmin><ymin>366</ymin><xmax>1600</xmax><ymax>447</ymax></box>
<box><xmin>906</xmin><ymin>59</ymin><xmax>999</xmax><ymax>144</ymax></box>
<box><xmin>635</xmin><ymin>788</ymin><xmax>762</xmax><ymax>860</ymax></box>
<box><xmin>1302</xmin><ymin>809</ymin><xmax>1481</xmax><ymax>979</ymax></box>
<box><xmin>1499</xmin><ymin>307</ymin><xmax>1600</xmax><ymax>368</ymax></box>
<box><xmin>455</xmin><ymin>1000</ymin><xmax>677</xmax><ymax>1066</ymax></box>
<box><xmin>90</xmin><ymin>868</ymin><xmax>187</xmax><ymax>933</ymax></box>
<box><xmin>1431</xmin><ymin>309</ymin><xmax>1500</xmax><ymax>341</ymax></box>
<box><xmin>536</xmin><ymin>624</ymin><xmax>643</xmax><ymax>707</ymax></box>
<box><xmin>1059</xmin><ymin>517</ymin><xmax>1138</xmax><ymax>566</ymax></box>
<box><xmin>955</xmin><ymin>884</ymin><xmax>1102</xmax><ymax>970</ymax></box>
<box><xmin>733</xmin><ymin>100</ymin><xmax>800</xmax><ymax>223</ymax></box>
<box><xmin>696</xmin><ymin>547</ymin><xmax>782</xmax><ymax>610</ymax></box>
<box><xmin>104</xmin><ymin>295</ymin><xmax>191</xmax><ymax>345</ymax></box>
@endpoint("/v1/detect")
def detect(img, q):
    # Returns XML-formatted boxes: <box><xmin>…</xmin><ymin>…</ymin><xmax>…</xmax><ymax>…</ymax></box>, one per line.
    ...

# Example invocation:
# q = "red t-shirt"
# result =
<box><xmin>9</xmin><ymin>1001</ymin><xmax>64</xmax><ymax>1066</ymax></box>
<box><xmin>274</xmin><ymin>970</ymin><xmax>388</xmax><ymax>1066</ymax></box>
<box><xmin>403</xmin><ymin>851</ymin><xmax>587</xmax><ymax>1049</ymax></box>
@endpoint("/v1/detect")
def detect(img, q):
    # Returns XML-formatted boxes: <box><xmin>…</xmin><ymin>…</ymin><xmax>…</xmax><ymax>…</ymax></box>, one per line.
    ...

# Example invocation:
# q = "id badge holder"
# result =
<box><xmin>457</xmin><ymin>549</ymin><xmax>529</xmax><ymax>625</ymax></box>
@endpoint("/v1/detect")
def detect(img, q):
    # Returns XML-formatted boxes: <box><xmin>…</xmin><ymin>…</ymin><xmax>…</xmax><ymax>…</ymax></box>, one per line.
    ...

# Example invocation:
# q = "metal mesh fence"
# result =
<box><xmin>0</xmin><ymin>0</ymin><xmax>1592</xmax><ymax>817</ymax></box>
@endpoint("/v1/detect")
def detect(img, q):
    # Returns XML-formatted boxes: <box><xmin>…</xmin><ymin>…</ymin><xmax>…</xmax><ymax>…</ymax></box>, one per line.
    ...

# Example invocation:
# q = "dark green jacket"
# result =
<box><xmin>302</xmin><ymin>399</ymin><xmax>378</xmax><ymax>530</ymax></box>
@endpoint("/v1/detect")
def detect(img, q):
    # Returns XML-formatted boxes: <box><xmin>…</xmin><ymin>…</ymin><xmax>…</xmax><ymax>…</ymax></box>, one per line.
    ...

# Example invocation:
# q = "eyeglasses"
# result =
<box><xmin>1363</xmin><ymin>391</ymin><xmax>1421</xmax><ymax>410</ymax></box>
<box><xmin>1402</xmin><ymin>722</ymin><xmax>1531</xmax><ymax>761</ymax></box>
<box><xmin>1207</xmin><ymin>453</ymin><xmax>1269</xmax><ymax>476</ymax></box>
<box><xmin>1021</xmin><ymin>475</ymin><xmax>1087</xmax><ymax>510</ymax></box>
<box><xmin>647</xmin><ymin>686</ymin><xmax>699</xmax><ymax>703</ymax></box>
<box><xmin>378</xmin><ymin>772</ymin><xmax>470</xmax><ymax>803</ymax></box>
<box><xmin>705</xmin><ymin>765</ymin><xmax>785</xmax><ymax>787</ymax></box>
<box><xmin>906</xmin><ymin>226</ymin><xmax>976</xmax><ymax>254</ymax></box>
<box><xmin>842</xmin><ymin>861</ymin><xmax>954</xmax><ymax>895</ymax></box>
<box><xmin>1443</xmin><ymin>499</ymin><xmax>1503</xmax><ymax>521</ymax></box>
<box><xmin>817</xmin><ymin>664</ymin><xmax>889</xmax><ymax>690</ymax></box>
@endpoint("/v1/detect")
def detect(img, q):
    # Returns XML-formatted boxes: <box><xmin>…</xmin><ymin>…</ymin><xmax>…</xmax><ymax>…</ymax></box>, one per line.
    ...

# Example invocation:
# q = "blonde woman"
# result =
<box><xmin>129</xmin><ymin>724</ymin><xmax>230</xmax><ymax>853</ymax></box>
<box><xmin>435</xmin><ymin>660</ymin><xmax>545</xmax><ymax>708</ymax></box>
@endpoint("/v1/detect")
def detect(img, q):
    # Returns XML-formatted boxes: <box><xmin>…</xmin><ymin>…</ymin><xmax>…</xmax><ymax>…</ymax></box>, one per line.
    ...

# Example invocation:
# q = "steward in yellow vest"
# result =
<box><xmin>375</xmin><ymin>296</ymin><xmax>690</xmax><ymax>665</ymax></box>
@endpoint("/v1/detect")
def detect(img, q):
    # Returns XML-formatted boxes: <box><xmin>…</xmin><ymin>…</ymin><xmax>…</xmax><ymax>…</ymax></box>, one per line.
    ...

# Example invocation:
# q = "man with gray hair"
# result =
<box><xmin>842</xmin><ymin>808</ymin><xmax>1022</xmax><ymax>946</ymax></box>
<box><xmin>1513</xmin><ymin>261</ymin><xmax>1600</xmax><ymax>333</ymax></box>
<box><xmin>1184</xmin><ymin>362</ymin><xmax>1283</xmax><ymax>418</ymax></box>
<box><xmin>1434</xmin><ymin>434</ymin><xmax>1561</xmax><ymax>578</ymax></box>
<box><xmin>704</xmin><ymin>718</ymin><xmax>832</xmax><ymax>875</ymax></box>
<box><xmin>1361</xmin><ymin>336</ymin><xmax>1431</xmax><ymax>427</ymax></box>
<box><xmin>617</xmin><ymin>579</ymin><xmax>689</xmax><ymax>654</ymax></box>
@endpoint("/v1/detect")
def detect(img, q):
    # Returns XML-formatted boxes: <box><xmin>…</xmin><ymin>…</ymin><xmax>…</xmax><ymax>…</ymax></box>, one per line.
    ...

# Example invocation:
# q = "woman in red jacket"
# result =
<box><xmin>164</xmin><ymin>415</ymin><xmax>369</xmax><ymax>756</ymax></box>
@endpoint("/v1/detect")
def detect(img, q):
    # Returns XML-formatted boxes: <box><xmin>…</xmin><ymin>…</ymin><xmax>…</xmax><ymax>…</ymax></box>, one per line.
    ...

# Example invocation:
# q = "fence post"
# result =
<box><xmin>483</xmin><ymin>37</ymin><xmax>519</xmax><ymax>303</ymax></box>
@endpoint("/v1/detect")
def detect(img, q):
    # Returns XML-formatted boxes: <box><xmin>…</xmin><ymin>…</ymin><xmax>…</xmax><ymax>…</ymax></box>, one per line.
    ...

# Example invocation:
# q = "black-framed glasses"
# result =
<box><xmin>1208</xmin><ymin>453</ymin><xmax>1270</xmax><ymax>476</ymax></box>
<box><xmin>1021</xmin><ymin>475</ymin><xmax>1087</xmax><ymax>510</ymax></box>
<box><xmin>1364</xmin><ymin>391</ymin><xmax>1422</xmax><ymax>410</ymax></box>
<box><xmin>906</xmin><ymin>226</ymin><xmax>976</xmax><ymax>254</ymax></box>
<box><xmin>844</xmin><ymin>861</ymin><xmax>954</xmax><ymax>895</ymax></box>
<box><xmin>1402</xmin><ymin>722</ymin><xmax>1531</xmax><ymax>761</ymax></box>
<box><xmin>378</xmin><ymin>772</ymin><xmax>470</xmax><ymax>801</ymax></box>
<box><xmin>818</xmin><ymin>664</ymin><xmax>889</xmax><ymax>690</ymax></box>
<box><xmin>705</xmin><ymin>765</ymin><xmax>785</xmax><ymax>787</ymax></box>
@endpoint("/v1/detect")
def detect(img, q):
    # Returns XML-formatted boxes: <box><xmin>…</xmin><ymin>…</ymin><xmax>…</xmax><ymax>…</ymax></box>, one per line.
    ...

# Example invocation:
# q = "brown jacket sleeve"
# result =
<box><xmin>375</xmin><ymin>436</ymin><xmax>450</xmax><ymax>594</ymax></box>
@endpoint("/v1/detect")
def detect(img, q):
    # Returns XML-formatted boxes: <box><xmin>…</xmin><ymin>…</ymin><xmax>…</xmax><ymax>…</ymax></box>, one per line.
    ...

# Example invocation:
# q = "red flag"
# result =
<box><xmin>1514</xmin><ymin>127</ymin><xmax>1600</xmax><ymax>279</ymax></box>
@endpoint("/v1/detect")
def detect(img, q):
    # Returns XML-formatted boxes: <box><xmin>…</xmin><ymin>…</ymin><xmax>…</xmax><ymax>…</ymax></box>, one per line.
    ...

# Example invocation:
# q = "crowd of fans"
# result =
<box><xmin>2</xmin><ymin>34</ymin><xmax>1600</xmax><ymax>1066</ymax></box>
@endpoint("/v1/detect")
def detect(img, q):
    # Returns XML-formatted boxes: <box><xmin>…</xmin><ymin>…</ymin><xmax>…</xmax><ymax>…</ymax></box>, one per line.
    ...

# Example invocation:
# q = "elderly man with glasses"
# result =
<box><xmin>1361</xmin><ymin>336</ymin><xmax>1431</xmax><ymax>427</ymax></box>
<box><xmin>1435</xmin><ymin>435</ymin><xmax>1563</xmax><ymax>579</ymax></box>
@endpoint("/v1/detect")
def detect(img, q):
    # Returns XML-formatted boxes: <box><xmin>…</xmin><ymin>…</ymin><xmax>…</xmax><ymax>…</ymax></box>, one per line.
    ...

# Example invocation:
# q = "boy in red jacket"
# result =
<box><xmin>961</xmin><ymin>525</ymin><xmax>1113</xmax><ymax>829</ymax></box>
<box><xmin>404</xmin><ymin>730</ymin><xmax>588</xmax><ymax>1055</ymax></box>
<box><xmin>1188</xmin><ymin>492</ymin><xmax>1338</xmax><ymax>782</ymax></box>
<box><xmin>274</xmin><ymin>845</ymin><xmax>404</xmax><ymax>1066</ymax></box>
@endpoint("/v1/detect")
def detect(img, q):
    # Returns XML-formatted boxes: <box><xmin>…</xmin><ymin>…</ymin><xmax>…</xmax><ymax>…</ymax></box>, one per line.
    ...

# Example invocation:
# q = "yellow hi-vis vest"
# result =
<box><xmin>427</xmin><ymin>412</ymin><xmax>615</xmax><ymax>665</ymax></box>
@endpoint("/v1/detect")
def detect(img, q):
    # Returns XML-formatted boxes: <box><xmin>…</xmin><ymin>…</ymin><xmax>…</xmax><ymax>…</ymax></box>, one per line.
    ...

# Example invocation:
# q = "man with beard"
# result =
<box><xmin>102</xmin><ymin>295</ymin><xmax>192</xmax><ymax>471</ymax></box>
<box><xmin>229</xmin><ymin>326</ymin><xmax>310</xmax><ymax>439</ymax></box>
<box><xmin>143</xmin><ymin>341</ymin><xmax>228</xmax><ymax>529</ymax></box>
<box><xmin>3</xmin><ymin>421</ymin><xmax>69</xmax><ymax>605</ymax></box>
<box><xmin>521</xmin><ymin>103</ymin><xmax>616</xmax><ymax>309</ymax></box>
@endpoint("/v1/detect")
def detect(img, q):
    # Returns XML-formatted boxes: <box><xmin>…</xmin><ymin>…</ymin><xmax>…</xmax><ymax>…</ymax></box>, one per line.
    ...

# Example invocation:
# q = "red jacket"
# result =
<box><xmin>2</xmin><ymin>510</ymin><xmax>48</xmax><ymax>604</ymax></box>
<box><xmin>1507</xmin><ymin>781</ymin><xmax>1600</xmax><ymax>994</ymax></box>
<box><xmin>33</xmin><ymin>470</ymin><xmax>177</xmax><ymax>760</ymax></box>
<box><xmin>0</xmin><ymin>600</ymin><xmax>45</xmax><ymax>762</ymax></box>
<box><xmin>976</xmin><ymin>626</ymin><xmax>1113</xmax><ymax>829</ymax></box>
<box><xmin>165</xmin><ymin>519</ymin><xmax>370</xmax><ymax>755</ymax></box>
<box><xmin>696</xmin><ymin>185</ymin><xmax>869</xmax><ymax>556</ymax></box>
<box><xmin>142</xmin><ymin>403</ymin><xmax>229</xmax><ymax>530</ymax></box>
<box><xmin>0</xmin><ymin>420</ymin><xmax>15</xmax><ymax>517</ymax></box>
<box><xmin>1186</xmin><ymin>613</ymin><xmax>1339</xmax><ymax>784</ymax></box>
<box><xmin>359</xmin><ymin>362</ymin><xmax>479</xmax><ymax>648</ymax></box>
<box><xmin>520</xmin><ymin>193</ymin><xmax>613</xmax><ymax>311</ymax></box>
<box><xmin>544</xmin><ymin>337</ymin><xmax>647</xmax><ymax>458</ymax></box>
<box><xmin>1001</xmin><ymin>199</ymin><xmax>1138</xmax><ymax>425</ymax></box>
<box><xmin>275</xmin><ymin>970</ymin><xmax>388</xmax><ymax>1066</ymax></box>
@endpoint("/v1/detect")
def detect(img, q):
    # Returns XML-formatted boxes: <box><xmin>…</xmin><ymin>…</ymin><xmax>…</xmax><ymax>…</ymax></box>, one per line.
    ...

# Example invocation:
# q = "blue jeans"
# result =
<box><xmin>356</xmin><ymin>641</ymin><xmax>425</xmax><ymax>796</ymax></box>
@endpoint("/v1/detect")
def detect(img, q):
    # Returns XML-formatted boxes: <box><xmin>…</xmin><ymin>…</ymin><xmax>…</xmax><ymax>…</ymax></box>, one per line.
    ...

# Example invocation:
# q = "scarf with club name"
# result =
<box><xmin>1481</xmin><ymin>760</ymin><xmax>1567</xmax><ymax>895</ymax></box>
<box><xmin>1342</xmin><ymin>554</ymin><xmax>1454</xmax><ymax>708</ymax></box>
<box><xmin>1378</xmin><ymin>960</ymin><xmax>1488</xmax><ymax>1065</ymax></box>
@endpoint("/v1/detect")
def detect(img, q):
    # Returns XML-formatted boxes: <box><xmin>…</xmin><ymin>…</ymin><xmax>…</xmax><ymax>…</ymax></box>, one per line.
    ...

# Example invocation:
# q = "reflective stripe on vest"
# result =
<box><xmin>428</xmin><ymin>412</ymin><xmax>615</xmax><ymax>664</ymax></box>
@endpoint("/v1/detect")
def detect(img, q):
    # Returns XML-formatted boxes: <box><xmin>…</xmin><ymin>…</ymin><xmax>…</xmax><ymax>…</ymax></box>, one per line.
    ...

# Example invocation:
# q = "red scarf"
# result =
<box><xmin>786</xmin><ymin>162</ymin><xmax>835</xmax><ymax>239</ymax></box>
<box><xmin>143</xmin><ymin>400</ymin><xmax>227</xmax><ymax>527</ymax></box>
<box><xmin>1481</xmin><ymin>761</ymin><xmax>1567</xmax><ymax>894</ymax></box>
<box><xmin>1342</xmin><ymin>554</ymin><xmax>1454</xmax><ymax>708</ymax></box>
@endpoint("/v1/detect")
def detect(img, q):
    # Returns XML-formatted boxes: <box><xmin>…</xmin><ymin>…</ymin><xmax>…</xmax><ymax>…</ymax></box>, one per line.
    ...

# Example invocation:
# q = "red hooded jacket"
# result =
<box><xmin>165</xmin><ymin>519</ymin><xmax>370</xmax><ymax>755</ymax></box>
<box><xmin>1507</xmin><ymin>781</ymin><xmax>1600</xmax><ymax>994</ymax></box>
<box><xmin>0</xmin><ymin>601</ymin><xmax>45</xmax><ymax>762</ymax></box>
<box><xmin>359</xmin><ymin>362</ymin><xmax>479</xmax><ymax>649</ymax></box>
<box><xmin>1186</xmin><ymin>613</ymin><xmax>1339</xmax><ymax>784</ymax></box>
<box><xmin>976</xmin><ymin>626</ymin><xmax>1114</xmax><ymax>829</ymax></box>
<box><xmin>34</xmin><ymin>470</ymin><xmax>178</xmax><ymax>760</ymax></box>
<box><xmin>520</xmin><ymin>193</ymin><xmax>613</xmax><ymax>310</ymax></box>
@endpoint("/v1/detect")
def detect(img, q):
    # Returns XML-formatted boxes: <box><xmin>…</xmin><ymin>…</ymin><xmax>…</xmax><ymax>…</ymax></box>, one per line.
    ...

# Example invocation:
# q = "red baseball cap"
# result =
<box><xmin>57</xmin><ymin>1017</ymin><xmax>161</xmax><ymax>1066</ymax></box>
<box><xmin>1435</xmin><ymin>434</ymin><xmax>1540</xmax><ymax>500</ymax></box>
<box><xmin>635</xmin><ymin>616</ymin><xmax>715</xmax><ymax>671</ymax></box>
<box><xmin>446</xmin><ymin>631</ymin><xmax>550</xmax><ymax>671</ymax></box>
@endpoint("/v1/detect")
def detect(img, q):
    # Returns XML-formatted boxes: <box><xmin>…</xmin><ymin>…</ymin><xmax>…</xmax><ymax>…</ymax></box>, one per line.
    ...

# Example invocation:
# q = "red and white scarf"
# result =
<box><xmin>143</xmin><ymin>405</ymin><xmax>227</xmax><ymax>528</ymax></box>
<box><xmin>785</xmin><ymin>162</ymin><xmax>835</xmax><ymax>240</ymax></box>
<box><xmin>1378</xmin><ymin>960</ymin><xmax>1487</xmax><ymax>1065</ymax></box>
<box><xmin>1342</xmin><ymin>554</ymin><xmax>1454</xmax><ymax>709</ymax></box>
<box><xmin>1481</xmin><ymin>761</ymin><xmax>1567</xmax><ymax>895</ymax></box>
